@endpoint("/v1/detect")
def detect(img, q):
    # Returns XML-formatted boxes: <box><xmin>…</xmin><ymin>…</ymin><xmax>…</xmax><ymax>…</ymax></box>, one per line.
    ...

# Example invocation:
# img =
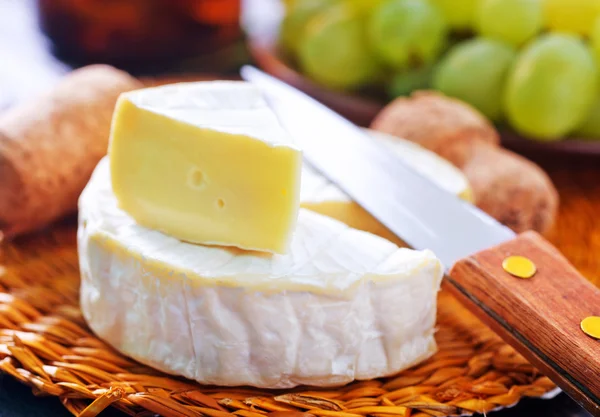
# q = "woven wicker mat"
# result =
<box><xmin>0</xmin><ymin>223</ymin><xmax>556</xmax><ymax>417</ymax></box>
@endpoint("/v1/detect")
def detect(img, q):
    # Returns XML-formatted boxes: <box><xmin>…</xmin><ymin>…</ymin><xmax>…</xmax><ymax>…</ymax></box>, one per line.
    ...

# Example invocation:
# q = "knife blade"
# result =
<box><xmin>241</xmin><ymin>66</ymin><xmax>514</xmax><ymax>268</ymax></box>
<box><xmin>241</xmin><ymin>66</ymin><xmax>600</xmax><ymax>416</ymax></box>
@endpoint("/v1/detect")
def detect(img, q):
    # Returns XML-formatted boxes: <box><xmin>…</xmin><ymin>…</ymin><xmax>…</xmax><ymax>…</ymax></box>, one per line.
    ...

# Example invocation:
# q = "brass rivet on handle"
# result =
<box><xmin>502</xmin><ymin>256</ymin><xmax>537</xmax><ymax>279</ymax></box>
<box><xmin>581</xmin><ymin>316</ymin><xmax>600</xmax><ymax>339</ymax></box>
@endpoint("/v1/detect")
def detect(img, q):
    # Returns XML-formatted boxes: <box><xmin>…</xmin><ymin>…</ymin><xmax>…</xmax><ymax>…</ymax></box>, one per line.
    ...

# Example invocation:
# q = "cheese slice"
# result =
<box><xmin>79</xmin><ymin>158</ymin><xmax>444</xmax><ymax>388</ymax></box>
<box><xmin>109</xmin><ymin>81</ymin><xmax>302</xmax><ymax>254</ymax></box>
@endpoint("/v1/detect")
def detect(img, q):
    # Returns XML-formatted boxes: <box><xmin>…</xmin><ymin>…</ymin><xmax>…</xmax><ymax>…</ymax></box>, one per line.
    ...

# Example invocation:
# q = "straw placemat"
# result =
<box><xmin>0</xmin><ymin>224</ymin><xmax>556</xmax><ymax>417</ymax></box>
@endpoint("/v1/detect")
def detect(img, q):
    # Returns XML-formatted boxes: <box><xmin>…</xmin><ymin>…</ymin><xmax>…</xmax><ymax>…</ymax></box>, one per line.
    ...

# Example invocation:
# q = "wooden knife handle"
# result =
<box><xmin>448</xmin><ymin>231</ymin><xmax>600</xmax><ymax>416</ymax></box>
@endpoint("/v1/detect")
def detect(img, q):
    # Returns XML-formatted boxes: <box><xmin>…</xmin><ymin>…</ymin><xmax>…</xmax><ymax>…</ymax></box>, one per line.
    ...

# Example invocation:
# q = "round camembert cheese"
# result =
<box><xmin>79</xmin><ymin>132</ymin><xmax>462</xmax><ymax>388</ymax></box>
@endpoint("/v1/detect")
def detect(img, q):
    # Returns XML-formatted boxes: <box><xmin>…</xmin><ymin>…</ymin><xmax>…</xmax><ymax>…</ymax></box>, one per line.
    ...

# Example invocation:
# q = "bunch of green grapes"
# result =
<box><xmin>281</xmin><ymin>0</ymin><xmax>451</xmax><ymax>91</ymax></box>
<box><xmin>440</xmin><ymin>2</ymin><xmax>600</xmax><ymax>141</ymax></box>
<box><xmin>278</xmin><ymin>0</ymin><xmax>600</xmax><ymax>141</ymax></box>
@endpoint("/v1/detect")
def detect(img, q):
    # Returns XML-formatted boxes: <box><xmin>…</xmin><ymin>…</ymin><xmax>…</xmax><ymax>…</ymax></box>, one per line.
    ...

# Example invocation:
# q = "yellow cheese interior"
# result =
<box><xmin>301</xmin><ymin>190</ymin><xmax>472</xmax><ymax>247</ymax></box>
<box><xmin>109</xmin><ymin>96</ymin><xmax>302</xmax><ymax>254</ymax></box>
<box><xmin>301</xmin><ymin>201</ymin><xmax>408</xmax><ymax>247</ymax></box>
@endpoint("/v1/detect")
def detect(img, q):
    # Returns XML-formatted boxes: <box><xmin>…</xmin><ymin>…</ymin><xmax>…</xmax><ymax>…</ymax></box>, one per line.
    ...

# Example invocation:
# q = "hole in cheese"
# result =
<box><xmin>188</xmin><ymin>167</ymin><xmax>206</xmax><ymax>190</ymax></box>
<box><xmin>216</xmin><ymin>198</ymin><xmax>225</xmax><ymax>209</ymax></box>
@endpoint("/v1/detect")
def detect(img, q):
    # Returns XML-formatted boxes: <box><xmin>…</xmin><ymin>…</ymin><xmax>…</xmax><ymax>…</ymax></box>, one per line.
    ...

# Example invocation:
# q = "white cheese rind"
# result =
<box><xmin>122</xmin><ymin>81</ymin><xmax>299</xmax><ymax>149</ymax></box>
<box><xmin>79</xmin><ymin>159</ymin><xmax>443</xmax><ymax>388</ymax></box>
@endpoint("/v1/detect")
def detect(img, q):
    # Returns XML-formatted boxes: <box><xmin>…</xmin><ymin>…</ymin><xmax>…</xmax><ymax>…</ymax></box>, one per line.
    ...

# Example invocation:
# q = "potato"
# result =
<box><xmin>371</xmin><ymin>91</ymin><xmax>558</xmax><ymax>234</ymax></box>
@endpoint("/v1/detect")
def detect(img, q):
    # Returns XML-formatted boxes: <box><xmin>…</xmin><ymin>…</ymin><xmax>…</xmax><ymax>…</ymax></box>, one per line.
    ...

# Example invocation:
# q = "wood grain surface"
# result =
<box><xmin>543</xmin><ymin>160</ymin><xmax>600</xmax><ymax>288</ymax></box>
<box><xmin>490</xmin><ymin>158</ymin><xmax>600</xmax><ymax>417</ymax></box>
<box><xmin>444</xmin><ymin>156</ymin><xmax>600</xmax><ymax>417</ymax></box>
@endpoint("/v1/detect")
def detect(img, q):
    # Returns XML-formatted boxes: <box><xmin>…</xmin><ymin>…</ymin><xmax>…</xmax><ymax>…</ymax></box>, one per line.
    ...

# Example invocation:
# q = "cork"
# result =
<box><xmin>0</xmin><ymin>64</ymin><xmax>142</xmax><ymax>238</ymax></box>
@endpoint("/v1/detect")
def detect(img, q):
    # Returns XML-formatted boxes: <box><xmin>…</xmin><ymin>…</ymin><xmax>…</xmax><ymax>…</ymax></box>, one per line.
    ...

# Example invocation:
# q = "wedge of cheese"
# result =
<box><xmin>109</xmin><ymin>81</ymin><xmax>302</xmax><ymax>254</ymax></box>
<box><xmin>79</xmin><ymin>157</ymin><xmax>444</xmax><ymax>388</ymax></box>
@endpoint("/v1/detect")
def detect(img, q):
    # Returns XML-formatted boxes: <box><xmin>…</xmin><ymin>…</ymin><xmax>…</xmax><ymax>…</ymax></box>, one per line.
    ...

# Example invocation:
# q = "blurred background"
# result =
<box><xmin>2</xmin><ymin>0</ymin><xmax>600</xmax><ymax>151</ymax></box>
<box><xmin>0</xmin><ymin>0</ymin><xmax>600</xmax><ymax>148</ymax></box>
<box><xmin>1</xmin><ymin>0</ymin><xmax>290</xmax><ymax>104</ymax></box>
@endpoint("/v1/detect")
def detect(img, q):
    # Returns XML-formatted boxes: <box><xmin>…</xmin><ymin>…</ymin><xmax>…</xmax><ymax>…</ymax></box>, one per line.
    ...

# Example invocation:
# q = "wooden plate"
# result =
<box><xmin>246</xmin><ymin>27</ymin><xmax>600</xmax><ymax>158</ymax></box>
<box><xmin>500</xmin><ymin>129</ymin><xmax>600</xmax><ymax>158</ymax></box>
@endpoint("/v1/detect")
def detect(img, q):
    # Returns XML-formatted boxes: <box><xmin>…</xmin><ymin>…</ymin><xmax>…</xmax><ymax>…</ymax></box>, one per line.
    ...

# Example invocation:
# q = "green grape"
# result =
<box><xmin>433</xmin><ymin>38</ymin><xmax>516</xmax><ymax>121</ymax></box>
<box><xmin>504</xmin><ymin>34</ymin><xmax>597</xmax><ymax>141</ymax></box>
<box><xmin>298</xmin><ymin>5</ymin><xmax>380</xmax><ymax>90</ymax></box>
<box><xmin>476</xmin><ymin>0</ymin><xmax>542</xmax><ymax>46</ymax></box>
<box><xmin>342</xmin><ymin>0</ymin><xmax>386</xmax><ymax>14</ymax></box>
<box><xmin>282</xmin><ymin>0</ymin><xmax>296</xmax><ymax>10</ymax></box>
<box><xmin>388</xmin><ymin>66</ymin><xmax>434</xmax><ymax>97</ymax></box>
<box><xmin>573</xmin><ymin>96</ymin><xmax>600</xmax><ymax>139</ymax></box>
<box><xmin>368</xmin><ymin>0</ymin><xmax>447</xmax><ymax>70</ymax></box>
<box><xmin>544</xmin><ymin>0</ymin><xmax>600</xmax><ymax>36</ymax></box>
<box><xmin>429</xmin><ymin>0</ymin><xmax>479</xmax><ymax>30</ymax></box>
<box><xmin>280</xmin><ymin>0</ymin><xmax>339</xmax><ymax>56</ymax></box>
<box><xmin>592</xmin><ymin>17</ymin><xmax>600</xmax><ymax>64</ymax></box>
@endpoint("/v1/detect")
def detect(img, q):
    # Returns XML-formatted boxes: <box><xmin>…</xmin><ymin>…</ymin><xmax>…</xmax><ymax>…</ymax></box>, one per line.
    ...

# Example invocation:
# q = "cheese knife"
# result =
<box><xmin>241</xmin><ymin>66</ymin><xmax>600</xmax><ymax>417</ymax></box>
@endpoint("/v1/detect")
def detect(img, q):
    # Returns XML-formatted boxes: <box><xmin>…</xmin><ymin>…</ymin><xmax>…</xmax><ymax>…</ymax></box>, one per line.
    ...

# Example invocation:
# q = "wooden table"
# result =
<box><xmin>544</xmin><ymin>159</ymin><xmax>600</xmax><ymax>288</ymax></box>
